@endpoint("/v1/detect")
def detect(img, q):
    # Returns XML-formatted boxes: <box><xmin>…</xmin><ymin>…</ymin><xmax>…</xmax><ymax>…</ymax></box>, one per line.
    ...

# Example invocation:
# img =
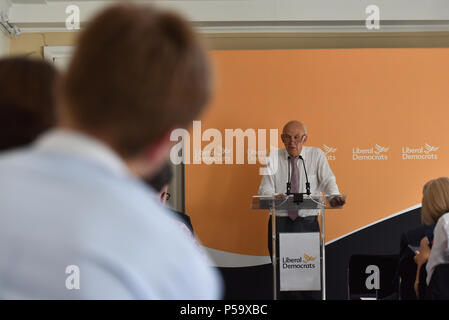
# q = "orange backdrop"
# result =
<box><xmin>185</xmin><ymin>48</ymin><xmax>449</xmax><ymax>256</ymax></box>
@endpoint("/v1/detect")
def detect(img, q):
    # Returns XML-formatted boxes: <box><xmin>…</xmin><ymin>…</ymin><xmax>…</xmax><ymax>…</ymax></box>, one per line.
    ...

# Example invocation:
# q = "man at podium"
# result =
<box><xmin>258</xmin><ymin>120</ymin><xmax>345</xmax><ymax>300</ymax></box>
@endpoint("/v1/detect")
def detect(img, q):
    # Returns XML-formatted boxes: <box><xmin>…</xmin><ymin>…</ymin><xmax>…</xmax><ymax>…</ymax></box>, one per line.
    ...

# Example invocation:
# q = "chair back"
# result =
<box><xmin>347</xmin><ymin>254</ymin><xmax>398</xmax><ymax>300</ymax></box>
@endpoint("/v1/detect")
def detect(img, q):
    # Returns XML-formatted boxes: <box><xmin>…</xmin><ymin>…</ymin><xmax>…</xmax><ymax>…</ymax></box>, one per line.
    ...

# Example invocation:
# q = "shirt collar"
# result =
<box><xmin>34</xmin><ymin>128</ymin><xmax>129</xmax><ymax>177</ymax></box>
<box><xmin>283</xmin><ymin>147</ymin><xmax>305</xmax><ymax>159</ymax></box>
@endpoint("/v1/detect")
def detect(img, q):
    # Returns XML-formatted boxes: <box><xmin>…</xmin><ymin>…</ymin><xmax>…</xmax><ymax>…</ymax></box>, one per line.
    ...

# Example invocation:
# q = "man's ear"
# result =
<box><xmin>144</xmin><ymin>131</ymin><xmax>172</xmax><ymax>159</ymax></box>
<box><xmin>302</xmin><ymin>135</ymin><xmax>308</xmax><ymax>144</ymax></box>
<box><xmin>140</xmin><ymin>130</ymin><xmax>174</xmax><ymax>178</ymax></box>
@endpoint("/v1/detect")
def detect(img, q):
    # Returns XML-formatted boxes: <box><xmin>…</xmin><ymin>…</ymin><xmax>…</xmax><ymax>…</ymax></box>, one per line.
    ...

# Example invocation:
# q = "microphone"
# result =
<box><xmin>286</xmin><ymin>156</ymin><xmax>291</xmax><ymax>195</ymax></box>
<box><xmin>298</xmin><ymin>155</ymin><xmax>311</xmax><ymax>195</ymax></box>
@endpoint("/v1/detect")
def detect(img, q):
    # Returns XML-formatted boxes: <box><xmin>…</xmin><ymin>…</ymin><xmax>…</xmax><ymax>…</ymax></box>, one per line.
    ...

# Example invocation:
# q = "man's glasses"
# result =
<box><xmin>281</xmin><ymin>134</ymin><xmax>306</xmax><ymax>143</ymax></box>
<box><xmin>161</xmin><ymin>192</ymin><xmax>171</xmax><ymax>201</ymax></box>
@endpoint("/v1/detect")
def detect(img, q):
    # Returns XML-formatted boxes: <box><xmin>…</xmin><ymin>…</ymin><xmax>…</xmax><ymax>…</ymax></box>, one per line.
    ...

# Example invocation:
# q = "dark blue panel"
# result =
<box><xmin>325</xmin><ymin>207</ymin><xmax>422</xmax><ymax>300</ymax></box>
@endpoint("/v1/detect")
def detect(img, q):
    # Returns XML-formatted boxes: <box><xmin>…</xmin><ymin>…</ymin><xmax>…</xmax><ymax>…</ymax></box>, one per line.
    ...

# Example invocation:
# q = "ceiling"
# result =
<box><xmin>3</xmin><ymin>0</ymin><xmax>449</xmax><ymax>34</ymax></box>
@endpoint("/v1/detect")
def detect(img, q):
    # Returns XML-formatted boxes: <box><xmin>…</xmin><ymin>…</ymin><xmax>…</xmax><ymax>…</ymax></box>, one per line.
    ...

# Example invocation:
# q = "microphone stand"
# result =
<box><xmin>287</xmin><ymin>155</ymin><xmax>311</xmax><ymax>204</ymax></box>
<box><xmin>299</xmin><ymin>155</ymin><xmax>311</xmax><ymax>196</ymax></box>
<box><xmin>286</xmin><ymin>156</ymin><xmax>291</xmax><ymax>195</ymax></box>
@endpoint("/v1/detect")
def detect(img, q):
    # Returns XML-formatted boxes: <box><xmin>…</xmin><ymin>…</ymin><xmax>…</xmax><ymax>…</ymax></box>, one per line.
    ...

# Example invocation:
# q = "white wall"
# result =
<box><xmin>0</xmin><ymin>0</ymin><xmax>10</xmax><ymax>57</ymax></box>
<box><xmin>7</xmin><ymin>0</ymin><xmax>449</xmax><ymax>33</ymax></box>
<box><xmin>0</xmin><ymin>31</ymin><xmax>8</xmax><ymax>57</ymax></box>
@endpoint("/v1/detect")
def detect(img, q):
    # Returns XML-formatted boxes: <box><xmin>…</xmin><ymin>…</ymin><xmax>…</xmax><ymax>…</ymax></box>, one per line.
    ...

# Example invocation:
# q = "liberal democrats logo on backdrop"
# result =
<box><xmin>352</xmin><ymin>144</ymin><xmax>389</xmax><ymax>160</ymax></box>
<box><xmin>322</xmin><ymin>144</ymin><xmax>337</xmax><ymax>161</ymax></box>
<box><xmin>402</xmin><ymin>143</ymin><xmax>439</xmax><ymax>160</ymax></box>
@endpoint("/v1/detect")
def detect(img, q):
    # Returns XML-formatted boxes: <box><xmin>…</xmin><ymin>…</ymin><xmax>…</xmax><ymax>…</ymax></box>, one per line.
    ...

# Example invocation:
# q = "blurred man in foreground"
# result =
<box><xmin>0</xmin><ymin>4</ymin><xmax>222</xmax><ymax>299</ymax></box>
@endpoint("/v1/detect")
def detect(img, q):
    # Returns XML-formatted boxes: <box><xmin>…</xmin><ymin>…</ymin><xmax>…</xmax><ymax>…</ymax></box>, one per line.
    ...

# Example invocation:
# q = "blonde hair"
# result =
<box><xmin>421</xmin><ymin>177</ymin><xmax>449</xmax><ymax>225</ymax></box>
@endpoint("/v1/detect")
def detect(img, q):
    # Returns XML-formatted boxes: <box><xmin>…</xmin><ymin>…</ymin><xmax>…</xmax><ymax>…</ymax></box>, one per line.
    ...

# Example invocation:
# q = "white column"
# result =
<box><xmin>0</xmin><ymin>0</ymin><xmax>10</xmax><ymax>57</ymax></box>
<box><xmin>0</xmin><ymin>31</ymin><xmax>9</xmax><ymax>57</ymax></box>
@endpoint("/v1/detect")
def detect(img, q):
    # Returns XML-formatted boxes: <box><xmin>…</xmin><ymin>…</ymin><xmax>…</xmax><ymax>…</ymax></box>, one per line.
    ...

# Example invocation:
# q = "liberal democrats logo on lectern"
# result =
<box><xmin>282</xmin><ymin>253</ymin><xmax>317</xmax><ymax>270</ymax></box>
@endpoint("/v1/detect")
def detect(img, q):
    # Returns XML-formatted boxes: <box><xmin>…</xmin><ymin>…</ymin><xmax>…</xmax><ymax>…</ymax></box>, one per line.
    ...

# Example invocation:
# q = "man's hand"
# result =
<box><xmin>274</xmin><ymin>193</ymin><xmax>286</xmax><ymax>199</ymax></box>
<box><xmin>329</xmin><ymin>195</ymin><xmax>346</xmax><ymax>207</ymax></box>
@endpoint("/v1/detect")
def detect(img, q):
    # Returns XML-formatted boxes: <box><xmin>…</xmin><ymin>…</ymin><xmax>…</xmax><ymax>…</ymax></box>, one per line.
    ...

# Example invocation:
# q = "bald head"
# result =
<box><xmin>282</xmin><ymin>121</ymin><xmax>307</xmax><ymax>135</ymax></box>
<box><xmin>281</xmin><ymin>120</ymin><xmax>308</xmax><ymax>157</ymax></box>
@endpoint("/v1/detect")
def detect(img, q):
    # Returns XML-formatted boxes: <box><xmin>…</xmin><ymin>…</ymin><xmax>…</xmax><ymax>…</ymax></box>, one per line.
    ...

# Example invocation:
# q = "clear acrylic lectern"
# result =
<box><xmin>251</xmin><ymin>194</ymin><xmax>344</xmax><ymax>300</ymax></box>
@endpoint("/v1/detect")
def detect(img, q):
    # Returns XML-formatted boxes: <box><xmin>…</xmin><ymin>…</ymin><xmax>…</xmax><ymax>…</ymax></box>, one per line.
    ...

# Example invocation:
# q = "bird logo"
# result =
<box><xmin>424</xmin><ymin>143</ymin><xmax>439</xmax><ymax>154</ymax></box>
<box><xmin>323</xmin><ymin>144</ymin><xmax>337</xmax><ymax>155</ymax></box>
<box><xmin>374</xmin><ymin>144</ymin><xmax>389</xmax><ymax>154</ymax></box>
<box><xmin>303</xmin><ymin>253</ymin><xmax>316</xmax><ymax>263</ymax></box>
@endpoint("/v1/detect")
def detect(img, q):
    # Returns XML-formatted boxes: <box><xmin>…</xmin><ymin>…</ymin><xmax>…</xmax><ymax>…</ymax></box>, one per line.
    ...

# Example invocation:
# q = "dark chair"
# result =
<box><xmin>395</xmin><ymin>225</ymin><xmax>435</xmax><ymax>300</ymax></box>
<box><xmin>396</xmin><ymin>247</ymin><xmax>428</xmax><ymax>300</ymax></box>
<box><xmin>347</xmin><ymin>254</ymin><xmax>399</xmax><ymax>300</ymax></box>
<box><xmin>427</xmin><ymin>263</ymin><xmax>449</xmax><ymax>300</ymax></box>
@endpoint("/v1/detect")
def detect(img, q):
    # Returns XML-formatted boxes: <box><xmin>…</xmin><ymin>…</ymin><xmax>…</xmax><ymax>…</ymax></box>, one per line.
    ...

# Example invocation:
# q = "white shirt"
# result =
<box><xmin>258</xmin><ymin>146</ymin><xmax>340</xmax><ymax>217</ymax></box>
<box><xmin>0</xmin><ymin>129</ymin><xmax>222</xmax><ymax>299</ymax></box>
<box><xmin>426</xmin><ymin>212</ymin><xmax>449</xmax><ymax>285</ymax></box>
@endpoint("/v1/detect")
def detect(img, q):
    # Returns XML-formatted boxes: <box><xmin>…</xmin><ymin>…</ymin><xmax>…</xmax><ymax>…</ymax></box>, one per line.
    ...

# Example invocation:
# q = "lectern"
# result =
<box><xmin>251</xmin><ymin>194</ymin><xmax>343</xmax><ymax>300</ymax></box>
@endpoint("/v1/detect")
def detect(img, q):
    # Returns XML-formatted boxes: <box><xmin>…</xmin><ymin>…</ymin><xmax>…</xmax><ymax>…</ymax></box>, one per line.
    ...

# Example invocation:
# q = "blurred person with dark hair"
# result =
<box><xmin>144</xmin><ymin>163</ymin><xmax>195</xmax><ymax>234</ymax></box>
<box><xmin>0</xmin><ymin>4</ymin><xmax>221</xmax><ymax>299</ymax></box>
<box><xmin>0</xmin><ymin>56</ymin><xmax>58</xmax><ymax>151</ymax></box>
